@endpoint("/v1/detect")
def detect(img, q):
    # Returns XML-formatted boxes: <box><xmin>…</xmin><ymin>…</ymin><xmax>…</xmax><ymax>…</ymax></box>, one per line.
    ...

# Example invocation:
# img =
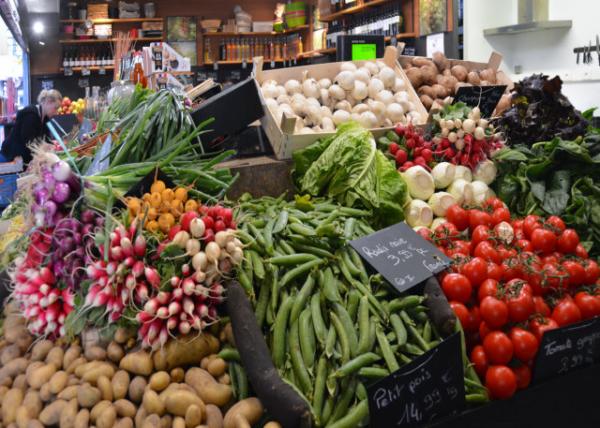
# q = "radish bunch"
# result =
<box><xmin>82</xmin><ymin>221</ymin><xmax>160</xmax><ymax>323</ymax></box>
<box><xmin>136</xmin><ymin>264</ymin><xmax>225</xmax><ymax>350</ymax></box>
<box><xmin>11</xmin><ymin>230</ymin><xmax>75</xmax><ymax>338</ymax></box>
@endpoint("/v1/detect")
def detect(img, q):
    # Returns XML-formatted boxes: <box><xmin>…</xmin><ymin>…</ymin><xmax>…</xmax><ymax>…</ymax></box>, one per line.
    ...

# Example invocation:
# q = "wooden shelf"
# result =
<box><xmin>298</xmin><ymin>47</ymin><xmax>337</xmax><ymax>58</ymax></box>
<box><xmin>59</xmin><ymin>37</ymin><xmax>162</xmax><ymax>44</ymax></box>
<box><xmin>203</xmin><ymin>25</ymin><xmax>309</xmax><ymax>37</ymax></box>
<box><xmin>384</xmin><ymin>32</ymin><xmax>418</xmax><ymax>41</ymax></box>
<box><xmin>320</xmin><ymin>0</ymin><xmax>392</xmax><ymax>22</ymax></box>
<box><xmin>204</xmin><ymin>59</ymin><xmax>288</xmax><ymax>65</ymax></box>
<box><xmin>59</xmin><ymin>66</ymin><xmax>115</xmax><ymax>72</ymax></box>
<box><xmin>60</xmin><ymin>18</ymin><xmax>163</xmax><ymax>24</ymax></box>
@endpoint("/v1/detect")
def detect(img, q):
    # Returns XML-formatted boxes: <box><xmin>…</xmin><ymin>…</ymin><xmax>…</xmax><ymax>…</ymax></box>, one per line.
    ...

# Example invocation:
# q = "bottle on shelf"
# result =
<box><xmin>219</xmin><ymin>39</ymin><xmax>226</xmax><ymax>61</ymax></box>
<box><xmin>130</xmin><ymin>53</ymin><xmax>148</xmax><ymax>88</ymax></box>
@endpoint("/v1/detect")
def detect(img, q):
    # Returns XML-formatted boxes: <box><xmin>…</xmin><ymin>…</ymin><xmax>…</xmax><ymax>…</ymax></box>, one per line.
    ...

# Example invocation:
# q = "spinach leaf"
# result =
<box><xmin>541</xmin><ymin>170</ymin><xmax>571</xmax><ymax>215</ymax></box>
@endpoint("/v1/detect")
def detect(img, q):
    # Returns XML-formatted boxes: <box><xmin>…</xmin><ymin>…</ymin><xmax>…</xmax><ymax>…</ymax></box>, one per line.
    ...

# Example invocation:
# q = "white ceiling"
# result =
<box><xmin>24</xmin><ymin>0</ymin><xmax>59</xmax><ymax>13</ymax></box>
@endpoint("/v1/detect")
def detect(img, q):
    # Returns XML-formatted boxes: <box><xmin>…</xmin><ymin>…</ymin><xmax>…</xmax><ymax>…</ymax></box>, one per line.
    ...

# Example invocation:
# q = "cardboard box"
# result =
<box><xmin>252</xmin><ymin>21</ymin><xmax>274</xmax><ymax>32</ymax></box>
<box><xmin>254</xmin><ymin>46</ymin><xmax>428</xmax><ymax>160</ymax></box>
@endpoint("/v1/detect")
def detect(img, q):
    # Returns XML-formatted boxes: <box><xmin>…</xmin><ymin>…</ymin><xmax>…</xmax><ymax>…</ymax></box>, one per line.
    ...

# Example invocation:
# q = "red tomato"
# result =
<box><xmin>479</xmin><ymin>321</ymin><xmax>493</xmax><ymax>340</ymax></box>
<box><xmin>473</xmin><ymin>241</ymin><xmax>500</xmax><ymax>264</ymax></box>
<box><xmin>450</xmin><ymin>301</ymin><xmax>470</xmax><ymax>327</ymax></box>
<box><xmin>512</xmin><ymin>219</ymin><xmax>524</xmax><ymax>230</ymax></box>
<box><xmin>584</xmin><ymin>260</ymin><xmax>600</xmax><ymax>284</ymax></box>
<box><xmin>545</xmin><ymin>215</ymin><xmax>566</xmax><ymax>234</ymax></box>
<box><xmin>471</xmin><ymin>225</ymin><xmax>492</xmax><ymax>246</ymax></box>
<box><xmin>469</xmin><ymin>210</ymin><xmax>493</xmax><ymax>231</ymax></box>
<box><xmin>513</xmin><ymin>364</ymin><xmax>532</xmax><ymax>390</ymax></box>
<box><xmin>574</xmin><ymin>291</ymin><xmax>600</xmax><ymax>320</ymax></box>
<box><xmin>483</xmin><ymin>197</ymin><xmax>506</xmax><ymax>211</ymax></box>
<box><xmin>486</xmin><ymin>366</ymin><xmax>517</xmax><ymax>400</ymax></box>
<box><xmin>510</xmin><ymin>327</ymin><xmax>539</xmax><ymax>362</ymax></box>
<box><xmin>447</xmin><ymin>240</ymin><xmax>471</xmax><ymax>257</ymax></box>
<box><xmin>463</xmin><ymin>257</ymin><xmax>488</xmax><ymax>287</ymax></box>
<box><xmin>575</xmin><ymin>243</ymin><xmax>589</xmax><ymax>259</ymax></box>
<box><xmin>515</xmin><ymin>239</ymin><xmax>533</xmax><ymax>252</ymax></box>
<box><xmin>487</xmin><ymin>262</ymin><xmax>503</xmax><ymax>281</ymax></box>
<box><xmin>497</xmin><ymin>245</ymin><xmax>516</xmax><ymax>261</ymax></box>
<box><xmin>523</xmin><ymin>215</ymin><xmax>542</xmax><ymax>238</ymax></box>
<box><xmin>562</xmin><ymin>260</ymin><xmax>586</xmax><ymax>287</ymax></box>
<box><xmin>480</xmin><ymin>296</ymin><xmax>509</xmax><ymax>329</ymax></box>
<box><xmin>466</xmin><ymin>306</ymin><xmax>482</xmax><ymax>333</ymax></box>
<box><xmin>552</xmin><ymin>298</ymin><xmax>582</xmax><ymax>326</ymax></box>
<box><xmin>542</xmin><ymin>254</ymin><xmax>560</xmax><ymax>265</ymax></box>
<box><xmin>483</xmin><ymin>331</ymin><xmax>514</xmax><ymax>365</ymax></box>
<box><xmin>533</xmin><ymin>296</ymin><xmax>551</xmax><ymax>317</ymax></box>
<box><xmin>557</xmin><ymin>229</ymin><xmax>580</xmax><ymax>254</ymax></box>
<box><xmin>478</xmin><ymin>278</ymin><xmax>500</xmax><ymax>302</ymax></box>
<box><xmin>501</xmin><ymin>257</ymin><xmax>523</xmax><ymax>282</ymax></box>
<box><xmin>542</xmin><ymin>264</ymin><xmax>570</xmax><ymax>291</ymax></box>
<box><xmin>531</xmin><ymin>228</ymin><xmax>557</xmax><ymax>254</ymax></box>
<box><xmin>529</xmin><ymin>317</ymin><xmax>559</xmax><ymax>342</ymax></box>
<box><xmin>491</xmin><ymin>207</ymin><xmax>511</xmax><ymax>225</ymax></box>
<box><xmin>503</xmin><ymin>279</ymin><xmax>535</xmax><ymax>323</ymax></box>
<box><xmin>434</xmin><ymin>222</ymin><xmax>459</xmax><ymax>246</ymax></box>
<box><xmin>415</xmin><ymin>227</ymin><xmax>433</xmax><ymax>242</ymax></box>
<box><xmin>442</xmin><ymin>273</ymin><xmax>473</xmax><ymax>303</ymax></box>
<box><xmin>513</xmin><ymin>228</ymin><xmax>526</xmax><ymax>241</ymax></box>
<box><xmin>446</xmin><ymin>205</ymin><xmax>470</xmax><ymax>231</ymax></box>
<box><xmin>470</xmin><ymin>345</ymin><xmax>489</xmax><ymax>378</ymax></box>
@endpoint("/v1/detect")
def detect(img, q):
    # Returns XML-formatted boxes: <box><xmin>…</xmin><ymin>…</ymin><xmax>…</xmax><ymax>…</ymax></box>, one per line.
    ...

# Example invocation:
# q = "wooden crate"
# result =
<box><xmin>87</xmin><ymin>3</ymin><xmax>109</xmax><ymax>20</ymax></box>
<box><xmin>253</xmin><ymin>46</ymin><xmax>428</xmax><ymax>160</ymax></box>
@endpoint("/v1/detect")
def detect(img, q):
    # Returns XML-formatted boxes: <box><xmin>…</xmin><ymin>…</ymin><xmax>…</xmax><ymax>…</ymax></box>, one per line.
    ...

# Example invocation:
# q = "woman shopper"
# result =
<box><xmin>0</xmin><ymin>89</ymin><xmax>62</xmax><ymax>165</ymax></box>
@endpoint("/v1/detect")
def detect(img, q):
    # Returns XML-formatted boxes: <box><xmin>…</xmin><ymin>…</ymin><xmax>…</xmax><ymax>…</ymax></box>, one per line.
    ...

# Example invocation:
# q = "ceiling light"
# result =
<box><xmin>38</xmin><ymin>41</ymin><xmax>45</xmax><ymax>45</ymax></box>
<box><xmin>32</xmin><ymin>21</ymin><xmax>44</xmax><ymax>34</ymax></box>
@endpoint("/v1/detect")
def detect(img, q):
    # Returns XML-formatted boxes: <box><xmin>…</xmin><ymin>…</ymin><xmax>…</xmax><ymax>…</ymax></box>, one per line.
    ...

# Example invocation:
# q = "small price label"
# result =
<box><xmin>81</xmin><ymin>67</ymin><xmax>90</xmax><ymax>76</ymax></box>
<box><xmin>213</xmin><ymin>62</ymin><xmax>219</xmax><ymax>71</ymax></box>
<box><xmin>99</xmin><ymin>67</ymin><xmax>106</xmax><ymax>75</ymax></box>
<box><xmin>242</xmin><ymin>60</ymin><xmax>247</xmax><ymax>69</ymax></box>
<box><xmin>270</xmin><ymin>60</ymin><xmax>275</xmax><ymax>68</ymax></box>
<box><xmin>64</xmin><ymin>67</ymin><xmax>73</xmax><ymax>77</ymax></box>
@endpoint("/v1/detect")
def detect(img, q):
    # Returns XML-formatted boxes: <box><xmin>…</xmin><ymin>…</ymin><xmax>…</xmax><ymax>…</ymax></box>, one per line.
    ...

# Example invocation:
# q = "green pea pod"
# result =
<box><xmin>402</xmin><ymin>342</ymin><xmax>425</xmax><ymax>356</ymax></box>
<box><xmin>357</xmin><ymin>296</ymin><xmax>371</xmax><ymax>354</ymax></box>
<box><xmin>334</xmin><ymin>303</ymin><xmax>359</xmax><ymax>357</ymax></box>
<box><xmin>329</xmin><ymin>378</ymin><xmax>358</xmax><ymax>424</ymax></box>
<box><xmin>328</xmin><ymin>399</ymin><xmax>369</xmax><ymax>428</ymax></box>
<box><xmin>423</xmin><ymin>320</ymin><xmax>432</xmax><ymax>343</ymax></box>
<box><xmin>338</xmin><ymin>207</ymin><xmax>370</xmax><ymax>217</ymax></box>
<box><xmin>290</xmin><ymin>241</ymin><xmax>335</xmax><ymax>258</ymax></box>
<box><xmin>400</xmin><ymin>310</ymin><xmax>430</xmax><ymax>352</ymax></box>
<box><xmin>289</xmin><ymin>222</ymin><xmax>317</xmax><ymax>236</ymax></box>
<box><xmin>272</xmin><ymin>294</ymin><xmax>294</xmax><ymax>367</ymax></box>
<box><xmin>254</xmin><ymin>277</ymin><xmax>270</xmax><ymax>328</ymax></box>
<box><xmin>272</xmin><ymin>210</ymin><xmax>289</xmax><ymax>234</ymax></box>
<box><xmin>389</xmin><ymin>295</ymin><xmax>425</xmax><ymax>312</ymax></box>
<box><xmin>330</xmin><ymin>312</ymin><xmax>350</xmax><ymax>363</ymax></box>
<box><xmin>346</xmin><ymin>290</ymin><xmax>361</xmax><ymax>322</ymax></box>
<box><xmin>343</xmin><ymin>217</ymin><xmax>356</xmax><ymax>240</ymax></box>
<box><xmin>278</xmin><ymin>239</ymin><xmax>295</xmax><ymax>255</ymax></box>
<box><xmin>356</xmin><ymin>382</ymin><xmax>367</xmax><ymax>401</ymax></box>
<box><xmin>326</xmin><ymin>374</ymin><xmax>337</xmax><ymax>397</ymax></box>
<box><xmin>237</xmin><ymin>268</ymin><xmax>255</xmax><ymax>300</ymax></box>
<box><xmin>358</xmin><ymin>367</ymin><xmax>389</xmax><ymax>379</ymax></box>
<box><xmin>376</xmin><ymin>324</ymin><xmax>400</xmax><ymax>372</ymax></box>
<box><xmin>247</xmin><ymin>223</ymin><xmax>267</xmax><ymax>250</ymax></box>
<box><xmin>390</xmin><ymin>313</ymin><xmax>408</xmax><ymax>346</ymax></box>
<box><xmin>270</xmin><ymin>265</ymin><xmax>279</xmax><ymax>310</ymax></box>
<box><xmin>311</xmin><ymin>292</ymin><xmax>328</xmax><ymax>345</ymax></box>
<box><xmin>218</xmin><ymin>347</ymin><xmax>241</xmax><ymax>362</ymax></box>
<box><xmin>263</xmin><ymin>218</ymin><xmax>275</xmax><ymax>255</ymax></box>
<box><xmin>313</xmin><ymin>355</ymin><xmax>328</xmax><ymax>423</ymax></box>
<box><xmin>321</xmin><ymin>267</ymin><xmax>342</xmax><ymax>303</ymax></box>
<box><xmin>321</xmin><ymin>396</ymin><xmax>335</xmax><ymax>426</ymax></box>
<box><xmin>333</xmin><ymin>352</ymin><xmax>381</xmax><ymax>378</ymax></box>
<box><xmin>341</xmin><ymin>250</ymin><xmax>361</xmax><ymax>277</ymax></box>
<box><xmin>290</xmin><ymin>274</ymin><xmax>316</xmax><ymax>323</ymax></box>
<box><xmin>466</xmin><ymin>393</ymin><xmax>489</xmax><ymax>404</ymax></box>
<box><xmin>289</xmin><ymin>319</ymin><xmax>313</xmax><ymax>395</ymax></box>
<box><xmin>249</xmin><ymin>250</ymin><xmax>265</xmax><ymax>280</ymax></box>
<box><xmin>268</xmin><ymin>253</ymin><xmax>318</xmax><ymax>266</ymax></box>
<box><xmin>280</xmin><ymin>259</ymin><xmax>323</xmax><ymax>288</ymax></box>
<box><xmin>349</xmin><ymin>249</ymin><xmax>369</xmax><ymax>283</ymax></box>
<box><xmin>232</xmin><ymin>362</ymin><xmax>249</xmax><ymax>399</ymax></box>
<box><xmin>299</xmin><ymin>308</ymin><xmax>316</xmax><ymax>369</ymax></box>
<box><xmin>367</xmin><ymin>321</ymin><xmax>377</xmax><ymax>352</ymax></box>
<box><xmin>325</xmin><ymin>324</ymin><xmax>337</xmax><ymax>359</ymax></box>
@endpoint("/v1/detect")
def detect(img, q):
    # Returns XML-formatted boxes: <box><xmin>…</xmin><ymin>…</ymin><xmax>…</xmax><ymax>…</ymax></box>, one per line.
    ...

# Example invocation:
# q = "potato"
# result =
<box><xmin>204</xmin><ymin>404</ymin><xmax>223</xmax><ymax>428</ymax></box>
<box><xmin>411</xmin><ymin>57</ymin><xmax>435</xmax><ymax>68</ymax></box>
<box><xmin>97</xmin><ymin>375</ymin><xmax>113</xmax><ymax>401</ymax></box>
<box><xmin>223</xmin><ymin>398</ymin><xmax>263</xmax><ymax>428</ymax></box>
<box><xmin>264</xmin><ymin>422</ymin><xmax>282</xmax><ymax>428</ymax></box>
<box><xmin>432</xmin><ymin>51</ymin><xmax>450</xmax><ymax>71</ymax></box>
<box><xmin>173</xmin><ymin>416</ymin><xmax>186</xmax><ymax>428</ymax></box>
<box><xmin>479</xmin><ymin>68</ymin><xmax>497</xmax><ymax>84</ymax></box>
<box><xmin>112</xmin><ymin>370</ymin><xmax>130</xmax><ymax>400</ymax></box>
<box><xmin>90</xmin><ymin>400</ymin><xmax>112</xmax><ymax>423</ymax></box>
<box><xmin>77</xmin><ymin>384</ymin><xmax>102</xmax><ymax>408</ymax></box>
<box><xmin>13</xmin><ymin>374</ymin><xmax>27</xmax><ymax>391</ymax></box>
<box><xmin>114</xmin><ymin>399</ymin><xmax>136</xmax><ymax>418</ymax></box>
<box><xmin>22</xmin><ymin>391</ymin><xmax>42</xmax><ymax>419</ymax></box>
<box><xmin>135</xmin><ymin>407</ymin><xmax>148</xmax><ymax>428</ymax></box>
<box><xmin>153</xmin><ymin>334</ymin><xmax>219</xmax><ymax>372</ymax></box>
<box><xmin>115</xmin><ymin>417</ymin><xmax>134</xmax><ymax>428</ymax></box>
<box><xmin>97</xmin><ymin>405</ymin><xmax>117</xmax><ymax>428</ymax></box>
<box><xmin>46</xmin><ymin>347</ymin><xmax>65</xmax><ymax>369</ymax></box>
<box><xmin>185</xmin><ymin>368</ymin><xmax>232</xmax><ymax>407</ymax></box>
<box><xmin>142</xmin><ymin>414</ymin><xmax>161</xmax><ymax>428</ymax></box>
<box><xmin>451</xmin><ymin>65</ymin><xmax>468</xmax><ymax>82</ymax></box>
<box><xmin>149</xmin><ymin>372</ymin><xmax>170</xmax><ymax>392</ymax></box>
<box><xmin>164</xmin><ymin>390</ymin><xmax>205</xmax><ymax>417</ymax></box>
<box><xmin>63</xmin><ymin>346</ymin><xmax>82</xmax><ymax>369</ymax></box>
<box><xmin>128</xmin><ymin>376</ymin><xmax>146</xmax><ymax>404</ymax></box>
<box><xmin>114</xmin><ymin>327</ymin><xmax>136</xmax><ymax>344</ymax></box>
<box><xmin>81</xmin><ymin>362</ymin><xmax>115</xmax><ymax>384</ymax></box>
<box><xmin>3</xmin><ymin>388</ymin><xmax>24</xmax><ymax>423</ymax></box>
<box><xmin>49</xmin><ymin>370</ymin><xmax>68</xmax><ymax>394</ymax></box>
<box><xmin>160</xmin><ymin>415</ymin><xmax>173</xmax><ymax>428</ymax></box>
<box><xmin>467</xmin><ymin>71</ymin><xmax>481</xmax><ymax>85</ymax></box>
<box><xmin>84</xmin><ymin>346</ymin><xmax>107</xmax><ymax>361</ymax></box>
<box><xmin>218</xmin><ymin>374</ymin><xmax>230</xmax><ymax>385</ymax></box>
<box><xmin>107</xmin><ymin>342</ymin><xmax>125</xmax><ymax>363</ymax></box>
<box><xmin>419</xmin><ymin>95</ymin><xmax>434</xmax><ymax>110</ymax></box>
<box><xmin>16</xmin><ymin>405</ymin><xmax>30</xmax><ymax>428</ymax></box>
<box><xmin>1</xmin><ymin>344</ymin><xmax>21</xmax><ymax>365</ymax></box>
<box><xmin>223</xmin><ymin>323</ymin><xmax>235</xmax><ymax>347</ymax></box>
<box><xmin>58</xmin><ymin>385</ymin><xmax>79</xmax><ymax>401</ymax></box>
<box><xmin>67</xmin><ymin>375</ymin><xmax>79</xmax><ymax>386</ymax></box>
<box><xmin>207</xmin><ymin>359</ymin><xmax>227</xmax><ymax>378</ymax></box>
<box><xmin>74</xmin><ymin>409</ymin><xmax>90</xmax><ymax>428</ymax></box>
<box><xmin>66</xmin><ymin>357</ymin><xmax>87</xmax><ymax>375</ymax></box>
<box><xmin>185</xmin><ymin>404</ymin><xmax>203</xmax><ymax>428</ymax></box>
<box><xmin>39</xmin><ymin>399</ymin><xmax>67</xmax><ymax>426</ymax></box>
<box><xmin>420</xmin><ymin>66</ymin><xmax>438</xmax><ymax>86</ymax></box>
<box><xmin>142</xmin><ymin>390</ymin><xmax>165</xmax><ymax>416</ymax></box>
<box><xmin>27</xmin><ymin>421</ymin><xmax>44</xmax><ymax>428</ymax></box>
<box><xmin>418</xmin><ymin>85</ymin><xmax>435</xmax><ymax>98</ymax></box>
<box><xmin>0</xmin><ymin>358</ymin><xmax>29</xmax><ymax>385</ymax></box>
<box><xmin>27</xmin><ymin>364</ymin><xmax>57</xmax><ymax>389</ymax></box>
<box><xmin>480</xmin><ymin>80</ymin><xmax>491</xmax><ymax>86</ymax></box>
<box><xmin>39</xmin><ymin>383</ymin><xmax>53</xmax><ymax>402</ymax></box>
<box><xmin>431</xmin><ymin>84</ymin><xmax>449</xmax><ymax>99</ymax></box>
<box><xmin>120</xmin><ymin>351</ymin><xmax>153</xmax><ymax>376</ymax></box>
<box><xmin>170</xmin><ymin>368</ymin><xmax>184</xmax><ymax>383</ymax></box>
<box><xmin>405</xmin><ymin>67</ymin><xmax>423</xmax><ymax>88</ymax></box>
<box><xmin>59</xmin><ymin>398</ymin><xmax>78</xmax><ymax>428</ymax></box>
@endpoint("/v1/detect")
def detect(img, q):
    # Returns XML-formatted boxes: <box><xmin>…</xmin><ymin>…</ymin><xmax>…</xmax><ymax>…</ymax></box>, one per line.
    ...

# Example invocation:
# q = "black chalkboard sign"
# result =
<box><xmin>367</xmin><ymin>332</ymin><xmax>465</xmax><ymax>427</ymax></box>
<box><xmin>532</xmin><ymin>317</ymin><xmax>600</xmax><ymax>384</ymax></box>
<box><xmin>349</xmin><ymin>222</ymin><xmax>450</xmax><ymax>293</ymax></box>
<box><xmin>453</xmin><ymin>85</ymin><xmax>507</xmax><ymax>118</ymax></box>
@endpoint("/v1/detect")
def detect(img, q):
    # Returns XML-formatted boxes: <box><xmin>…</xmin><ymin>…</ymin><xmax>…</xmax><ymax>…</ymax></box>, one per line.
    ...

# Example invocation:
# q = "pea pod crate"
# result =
<box><xmin>253</xmin><ymin>45</ymin><xmax>428</xmax><ymax>160</ymax></box>
<box><xmin>227</xmin><ymin>196</ymin><xmax>487</xmax><ymax>427</ymax></box>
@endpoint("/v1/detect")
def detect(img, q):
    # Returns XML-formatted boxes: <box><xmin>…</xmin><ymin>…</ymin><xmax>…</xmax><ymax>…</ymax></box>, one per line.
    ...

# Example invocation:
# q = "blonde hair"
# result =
<box><xmin>37</xmin><ymin>89</ymin><xmax>62</xmax><ymax>104</ymax></box>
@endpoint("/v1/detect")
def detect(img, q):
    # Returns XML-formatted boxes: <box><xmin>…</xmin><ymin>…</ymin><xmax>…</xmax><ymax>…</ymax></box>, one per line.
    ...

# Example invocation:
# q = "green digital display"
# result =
<box><xmin>351</xmin><ymin>43</ymin><xmax>377</xmax><ymax>60</ymax></box>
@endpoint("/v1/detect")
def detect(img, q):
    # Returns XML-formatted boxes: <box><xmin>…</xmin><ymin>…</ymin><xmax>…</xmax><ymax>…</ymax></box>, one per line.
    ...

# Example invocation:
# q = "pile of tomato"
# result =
<box><xmin>419</xmin><ymin>198</ymin><xmax>600</xmax><ymax>400</ymax></box>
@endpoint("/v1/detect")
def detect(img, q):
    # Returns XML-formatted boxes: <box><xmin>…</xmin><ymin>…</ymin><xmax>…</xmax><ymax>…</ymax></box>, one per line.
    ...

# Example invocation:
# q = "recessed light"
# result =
<box><xmin>32</xmin><ymin>21</ymin><xmax>45</xmax><ymax>34</ymax></box>
<box><xmin>38</xmin><ymin>41</ymin><xmax>45</xmax><ymax>45</ymax></box>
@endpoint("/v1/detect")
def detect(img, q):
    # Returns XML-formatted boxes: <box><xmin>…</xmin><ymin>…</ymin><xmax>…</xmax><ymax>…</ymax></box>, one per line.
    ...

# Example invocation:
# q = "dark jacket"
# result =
<box><xmin>0</xmin><ymin>105</ymin><xmax>50</xmax><ymax>164</ymax></box>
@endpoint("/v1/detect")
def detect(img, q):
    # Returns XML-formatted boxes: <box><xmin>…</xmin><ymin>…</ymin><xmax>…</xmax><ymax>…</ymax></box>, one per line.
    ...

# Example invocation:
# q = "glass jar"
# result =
<box><xmin>144</xmin><ymin>3</ymin><xmax>156</xmax><ymax>18</ymax></box>
<box><xmin>107</xmin><ymin>80</ymin><xmax>135</xmax><ymax>104</ymax></box>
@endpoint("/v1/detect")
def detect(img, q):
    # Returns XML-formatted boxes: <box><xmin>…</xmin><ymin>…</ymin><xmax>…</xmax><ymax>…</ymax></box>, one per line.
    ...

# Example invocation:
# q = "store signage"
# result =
<box><xmin>367</xmin><ymin>332</ymin><xmax>465</xmax><ymax>427</ymax></box>
<box><xmin>533</xmin><ymin>317</ymin><xmax>600</xmax><ymax>384</ymax></box>
<box><xmin>349</xmin><ymin>222</ymin><xmax>450</xmax><ymax>293</ymax></box>
<box><xmin>453</xmin><ymin>85</ymin><xmax>507</xmax><ymax>118</ymax></box>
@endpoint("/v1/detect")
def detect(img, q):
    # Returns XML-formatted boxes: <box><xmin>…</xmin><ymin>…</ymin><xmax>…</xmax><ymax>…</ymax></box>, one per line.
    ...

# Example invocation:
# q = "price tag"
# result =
<box><xmin>453</xmin><ymin>85</ymin><xmax>507</xmax><ymax>118</ymax></box>
<box><xmin>99</xmin><ymin>67</ymin><xmax>106</xmax><ymax>75</ymax></box>
<box><xmin>81</xmin><ymin>67</ymin><xmax>90</xmax><ymax>76</ymax></box>
<box><xmin>242</xmin><ymin>60</ymin><xmax>247</xmax><ymax>69</ymax></box>
<box><xmin>533</xmin><ymin>317</ymin><xmax>600</xmax><ymax>384</ymax></box>
<box><xmin>213</xmin><ymin>62</ymin><xmax>219</xmax><ymax>71</ymax></box>
<box><xmin>367</xmin><ymin>332</ymin><xmax>465</xmax><ymax>427</ymax></box>
<box><xmin>64</xmin><ymin>67</ymin><xmax>73</xmax><ymax>77</ymax></box>
<box><xmin>350</xmin><ymin>222</ymin><xmax>450</xmax><ymax>293</ymax></box>
<box><xmin>270</xmin><ymin>60</ymin><xmax>275</xmax><ymax>68</ymax></box>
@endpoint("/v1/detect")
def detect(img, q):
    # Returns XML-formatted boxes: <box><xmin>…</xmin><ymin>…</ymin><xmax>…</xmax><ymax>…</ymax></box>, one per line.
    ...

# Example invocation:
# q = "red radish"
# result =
<box><xmin>202</xmin><ymin>216</ymin><xmax>215</xmax><ymax>230</ymax></box>
<box><xmin>120</xmin><ymin>238</ymin><xmax>133</xmax><ymax>257</ymax></box>
<box><xmin>156</xmin><ymin>307</ymin><xmax>169</xmax><ymax>319</ymax></box>
<box><xmin>168</xmin><ymin>225</ymin><xmax>182</xmax><ymax>241</ymax></box>
<box><xmin>181</xmin><ymin>211</ymin><xmax>199</xmax><ymax>232</ymax></box>
<box><xmin>168</xmin><ymin>301</ymin><xmax>181</xmax><ymax>316</ymax></box>
<box><xmin>132</xmin><ymin>261</ymin><xmax>145</xmax><ymax>278</ymax></box>
<box><xmin>134</xmin><ymin>235</ymin><xmax>147</xmax><ymax>257</ymax></box>
<box><xmin>170</xmin><ymin>276</ymin><xmax>180</xmax><ymax>287</ymax></box>
<box><xmin>179</xmin><ymin>321</ymin><xmax>191</xmax><ymax>335</ymax></box>
<box><xmin>144</xmin><ymin>267</ymin><xmax>160</xmax><ymax>288</ymax></box>
<box><xmin>167</xmin><ymin>316</ymin><xmax>177</xmax><ymax>331</ymax></box>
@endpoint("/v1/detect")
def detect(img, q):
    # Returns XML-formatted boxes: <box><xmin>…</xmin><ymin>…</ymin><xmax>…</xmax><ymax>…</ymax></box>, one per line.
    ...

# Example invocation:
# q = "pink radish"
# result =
<box><xmin>134</xmin><ymin>235</ymin><xmax>147</xmax><ymax>257</ymax></box>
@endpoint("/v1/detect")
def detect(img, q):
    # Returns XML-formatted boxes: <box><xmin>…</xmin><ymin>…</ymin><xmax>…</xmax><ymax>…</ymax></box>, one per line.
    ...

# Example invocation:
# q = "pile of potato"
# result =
<box><xmin>0</xmin><ymin>304</ymin><xmax>275</xmax><ymax>428</ymax></box>
<box><xmin>402</xmin><ymin>51</ymin><xmax>512</xmax><ymax>113</ymax></box>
